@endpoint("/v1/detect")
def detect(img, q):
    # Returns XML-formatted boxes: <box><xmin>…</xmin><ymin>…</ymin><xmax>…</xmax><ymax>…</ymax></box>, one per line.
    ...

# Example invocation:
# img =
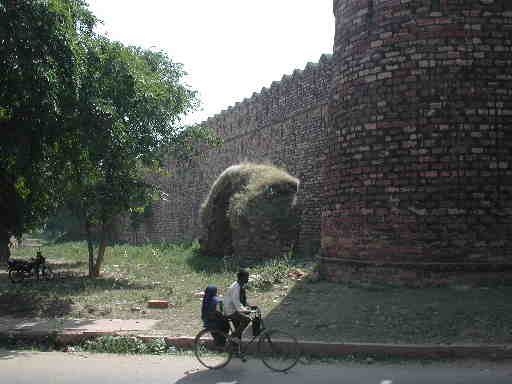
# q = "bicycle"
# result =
<box><xmin>194</xmin><ymin>307</ymin><xmax>301</xmax><ymax>372</ymax></box>
<box><xmin>7</xmin><ymin>251</ymin><xmax>55</xmax><ymax>283</ymax></box>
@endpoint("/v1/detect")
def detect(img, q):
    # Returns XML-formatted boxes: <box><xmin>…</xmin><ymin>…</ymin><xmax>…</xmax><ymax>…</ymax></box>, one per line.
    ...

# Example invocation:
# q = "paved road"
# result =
<box><xmin>1</xmin><ymin>350</ymin><xmax>512</xmax><ymax>384</ymax></box>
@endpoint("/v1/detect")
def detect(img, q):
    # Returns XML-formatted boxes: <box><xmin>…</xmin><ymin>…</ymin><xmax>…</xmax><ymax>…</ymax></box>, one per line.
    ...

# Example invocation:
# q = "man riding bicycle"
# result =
<box><xmin>222</xmin><ymin>269</ymin><xmax>256</xmax><ymax>342</ymax></box>
<box><xmin>194</xmin><ymin>269</ymin><xmax>300</xmax><ymax>372</ymax></box>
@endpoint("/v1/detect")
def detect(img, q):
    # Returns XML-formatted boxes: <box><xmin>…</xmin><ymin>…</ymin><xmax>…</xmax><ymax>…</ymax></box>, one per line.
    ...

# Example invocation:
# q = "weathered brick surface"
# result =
<box><xmin>323</xmin><ymin>0</ymin><xmax>512</xmax><ymax>280</ymax></box>
<box><xmin>120</xmin><ymin>0</ymin><xmax>511</xmax><ymax>282</ymax></box>
<box><xmin>119</xmin><ymin>55</ymin><xmax>333</xmax><ymax>255</ymax></box>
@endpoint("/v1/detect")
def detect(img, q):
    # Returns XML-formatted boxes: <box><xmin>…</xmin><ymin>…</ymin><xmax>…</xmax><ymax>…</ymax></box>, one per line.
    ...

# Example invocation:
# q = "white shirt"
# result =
<box><xmin>223</xmin><ymin>281</ymin><xmax>248</xmax><ymax>316</ymax></box>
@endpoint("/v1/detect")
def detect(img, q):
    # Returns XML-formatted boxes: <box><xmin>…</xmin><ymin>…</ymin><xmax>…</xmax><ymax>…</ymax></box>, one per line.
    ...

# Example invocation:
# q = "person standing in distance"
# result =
<box><xmin>223</xmin><ymin>269</ymin><xmax>254</xmax><ymax>341</ymax></box>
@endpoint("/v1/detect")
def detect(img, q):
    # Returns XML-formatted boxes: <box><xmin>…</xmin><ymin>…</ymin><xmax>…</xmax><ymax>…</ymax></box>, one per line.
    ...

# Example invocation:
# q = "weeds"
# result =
<box><xmin>7</xmin><ymin>241</ymin><xmax>512</xmax><ymax>346</ymax></box>
<box><xmin>79</xmin><ymin>335</ymin><xmax>180</xmax><ymax>355</ymax></box>
<box><xmin>248</xmin><ymin>255</ymin><xmax>293</xmax><ymax>291</ymax></box>
<box><xmin>4</xmin><ymin>241</ymin><xmax>308</xmax><ymax>338</ymax></box>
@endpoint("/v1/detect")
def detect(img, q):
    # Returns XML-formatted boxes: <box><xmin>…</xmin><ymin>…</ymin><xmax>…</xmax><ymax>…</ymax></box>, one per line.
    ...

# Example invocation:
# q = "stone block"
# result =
<box><xmin>147</xmin><ymin>300</ymin><xmax>169</xmax><ymax>309</ymax></box>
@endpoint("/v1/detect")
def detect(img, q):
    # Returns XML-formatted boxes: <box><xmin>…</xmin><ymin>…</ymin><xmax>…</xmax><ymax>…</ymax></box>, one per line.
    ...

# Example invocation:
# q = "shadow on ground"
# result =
<box><xmin>0</xmin><ymin>348</ymin><xmax>27</xmax><ymax>361</ymax></box>
<box><xmin>48</xmin><ymin>260</ymin><xmax>86</xmax><ymax>269</ymax></box>
<box><xmin>185</xmin><ymin>248</ymin><xmax>224</xmax><ymax>274</ymax></box>
<box><xmin>0</xmin><ymin>317</ymin><xmax>98</xmax><ymax>357</ymax></box>
<box><xmin>0</xmin><ymin>268</ymin><xmax>153</xmax><ymax>318</ymax></box>
<box><xmin>175</xmin><ymin>359</ymin><xmax>252</xmax><ymax>384</ymax></box>
<box><xmin>259</xmin><ymin>272</ymin><xmax>512</xmax><ymax>345</ymax></box>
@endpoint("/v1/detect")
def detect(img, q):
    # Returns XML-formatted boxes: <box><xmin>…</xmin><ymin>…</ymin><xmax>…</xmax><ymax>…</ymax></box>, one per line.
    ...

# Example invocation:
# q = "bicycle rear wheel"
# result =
<box><xmin>194</xmin><ymin>328</ymin><xmax>233</xmax><ymax>369</ymax></box>
<box><xmin>257</xmin><ymin>329</ymin><xmax>300</xmax><ymax>372</ymax></box>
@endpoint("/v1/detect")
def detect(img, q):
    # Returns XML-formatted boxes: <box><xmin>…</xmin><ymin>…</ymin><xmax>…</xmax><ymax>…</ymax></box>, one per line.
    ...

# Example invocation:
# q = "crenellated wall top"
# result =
<box><xmin>200</xmin><ymin>53</ymin><xmax>333</xmax><ymax>139</ymax></box>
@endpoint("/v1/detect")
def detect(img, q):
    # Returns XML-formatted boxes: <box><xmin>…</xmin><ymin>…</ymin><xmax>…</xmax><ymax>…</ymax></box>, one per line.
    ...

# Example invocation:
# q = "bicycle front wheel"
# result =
<box><xmin>194</xmin><ymin>328</ymin><xmax>233</xmax><ymax>369</ymax></box>
<box><xmin>257</xmin><ymin>329</ymin><xmax>300</xmax><ymax>372</ymax></box>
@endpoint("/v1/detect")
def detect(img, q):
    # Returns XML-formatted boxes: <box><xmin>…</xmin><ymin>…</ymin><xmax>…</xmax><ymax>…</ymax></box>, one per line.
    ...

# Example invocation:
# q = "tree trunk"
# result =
<box><xmin>0</xmin><ymin>233</ymin><xmax>10</xmax><ymax>264</ymax></box>
<box><xmin>93</xmin><ymin>221</ymin><xmax>108</xmax><ymax>277</ymax></box>
<box><xmin>85</xmin><ymin>220</ymin><xmax>95</xmax><ymax>277</ymax></box>
<box><xmin>93</xmin><ymin>238</ymin><xmax>107</xmax><ymax>277</ymax></box>
<box><xmin>93</xmin><ymin>239</ymin><xmax>107</xmax><ymax>277</ymax></box>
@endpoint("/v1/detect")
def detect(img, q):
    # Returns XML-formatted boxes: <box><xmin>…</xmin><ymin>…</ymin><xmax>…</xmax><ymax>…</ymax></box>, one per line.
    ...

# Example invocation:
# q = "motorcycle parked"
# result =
<box><xmin>7</xmin><ymin>251</ymin><xmax>54</xmax><ymax>283</ymax></box>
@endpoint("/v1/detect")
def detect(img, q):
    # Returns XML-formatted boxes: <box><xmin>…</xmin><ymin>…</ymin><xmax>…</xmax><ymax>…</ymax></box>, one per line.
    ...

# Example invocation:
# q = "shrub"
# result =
<box><xmin>199</xmin><ymin>162</ymin><xmax>300</xmax><ymax>265</ymax></box>
<box><xmin>248</xmin><ymin>255</ymin><xmax>292</xmax><ymax>291</ymax></box>
<box><xmin>80</xmin><ymin>335</ymin><xmax>177</xmax><ymax>355</ymax></box>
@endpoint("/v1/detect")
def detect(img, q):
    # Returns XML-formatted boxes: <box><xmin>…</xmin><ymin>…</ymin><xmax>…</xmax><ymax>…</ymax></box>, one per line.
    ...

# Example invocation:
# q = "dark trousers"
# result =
<box><xmin>204</xmin><ymin>318</ymin><xmax>230</xmax><ymax>346</ymax></box>
<box><xmin>229</xmin><ymin>311</ymin><xmax>251</xmax><ymax>339</ymax></box>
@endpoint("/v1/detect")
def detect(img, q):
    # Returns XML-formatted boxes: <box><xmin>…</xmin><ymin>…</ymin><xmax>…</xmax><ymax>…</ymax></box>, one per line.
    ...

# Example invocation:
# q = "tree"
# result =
<box><xmin>1</xmin><ymin>0</ymin><xmax>218</xmax><ymax>274</ymax></box>
<box><xmin>61</xmin><ymin>36</ymin><xmax>209</xmax><ymax>277</ymax></box>
<box><xmin>0</xmin><ymin>0</ymin><xmax>96</xmax><ymax>261</ymax></box>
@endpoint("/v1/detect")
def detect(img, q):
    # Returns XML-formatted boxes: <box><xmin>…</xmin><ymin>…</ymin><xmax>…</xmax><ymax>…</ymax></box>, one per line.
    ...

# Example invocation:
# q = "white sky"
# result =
<box><xmin>85</xmin><ymin>1</ymin><xmax>335</xmax><ymax>126</ymax></box>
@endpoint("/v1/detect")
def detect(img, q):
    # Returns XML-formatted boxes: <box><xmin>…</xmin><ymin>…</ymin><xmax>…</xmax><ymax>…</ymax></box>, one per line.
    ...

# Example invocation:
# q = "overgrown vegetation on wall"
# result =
<box><xmin>199</xmin><ymin>163</ymin><xmax>299</xmax><ymax>266</ymax></box>
<box><xmin>117</xmin><ymin>54</ymin><xmax>332</xmax><ymax>255</ymax></box>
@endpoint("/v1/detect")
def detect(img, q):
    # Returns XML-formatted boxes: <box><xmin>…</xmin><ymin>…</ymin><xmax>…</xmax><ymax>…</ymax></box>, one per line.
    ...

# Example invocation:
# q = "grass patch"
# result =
<box><xmin>4</xmin><ymin>240</ymin><xmax>512</xmax><ymax>345</ymax></box>
<box><xmin>78</xmin><ymin>335</ymin><xmax>182</xmax><ymax>355</ymax></box>
<box><xmin>2</xmin><ymin>241</ymin><xmax>303</xmax><ymax>336</ymax></box>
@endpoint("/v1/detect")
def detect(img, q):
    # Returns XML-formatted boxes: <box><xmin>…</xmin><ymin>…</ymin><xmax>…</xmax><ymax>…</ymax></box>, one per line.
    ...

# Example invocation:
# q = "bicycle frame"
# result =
<box><xmin>195</xmin><ymin>308</ymin><xmax>301</xmax><ymax>372</ymax></box>
<box><xmin>227</xmin><ymin>310</ymin><xmax>266</xmax><ymax>357</ymax></box>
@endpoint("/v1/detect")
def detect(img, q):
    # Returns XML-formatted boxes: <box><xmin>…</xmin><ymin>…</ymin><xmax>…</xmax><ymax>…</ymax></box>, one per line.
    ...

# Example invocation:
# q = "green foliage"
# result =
<box><xmin>0</xmin><ymin>0</ymin><xmax>219</xmax><ymax>268</ymax></box>
<box><xmin>129</xmin><ymin>204</ymin><xmax>153</xmax><ymax>231</ymax></box>
<box><xmin>166</xmin><ymin>124</ymin><xmax>223</xmax><ymax>165</ymax></box>
<box><xmin>80</xmin><ymin>335</ymin><xmax>178</xmax><ymax>355</ymax></box>
<box><xmin>198</xmin><ymin>162</ymin><xmax>300</xmax><ymax>270</ymax></box>
<box><xmin>0</xmin><ymin>0</ymin><xmax>96</xmax><ymax>242</ymax></box>
<box><xmin>43</xmin><ymin>206</ymin><xmax>84</xmax><ymax>241</ymax></box>
<box><xmin>57</xmin><ymin>32</ymin><xmax>207</xmax><ymax>275</ymax></box>
<box><xmin>247</xmin><ymin>255</ymin><xmax>293</xmax><ymax>291</ymax></box>
<box><xmin>64</xmin><ymin>36</ymin><xmax>197</xmax><ymax>215</ymax></box>
<box><xmin>219</xmin><ymin>163</ymin><xmax>299</xmax><ymax>228</ymax></box>
<box><xmin>0</xmin><ymin>106</ymin><xmax>11</xmax><ymax>120</ymax></box>
<box><xmin>199</xmin><ymin>163</ymin><xmax>299</xmax><ymax>260</ymax></box>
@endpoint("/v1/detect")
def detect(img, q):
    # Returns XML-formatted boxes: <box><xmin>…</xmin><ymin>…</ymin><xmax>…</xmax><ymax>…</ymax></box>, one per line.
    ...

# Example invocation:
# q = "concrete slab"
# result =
<box><xmin>2</xmin><ymin>316</ymin><xmax>512</xmax><ymax>360</ymax></box>
<box><xmin>0</xmin><ymin>317</ymin><xmax>161</xmax><ymax>333</ymax></box>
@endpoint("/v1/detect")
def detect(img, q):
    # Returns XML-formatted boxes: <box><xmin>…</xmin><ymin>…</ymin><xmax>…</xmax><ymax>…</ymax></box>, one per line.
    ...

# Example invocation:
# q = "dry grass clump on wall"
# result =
<box><xmin>199</xmin><ymin>162</ymin><xmax>300</xmax><ymax>262</ymax></box>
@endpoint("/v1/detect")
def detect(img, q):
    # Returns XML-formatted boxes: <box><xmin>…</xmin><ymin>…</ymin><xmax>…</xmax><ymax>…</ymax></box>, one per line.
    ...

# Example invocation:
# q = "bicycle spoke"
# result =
<box><xmin>258</xmin><ymin>329</ymin><xmax>301</xmax><ymax>372</ymax></box>
<box><xmin>194</xmin><ymin>329</ymin><xmax>233</xmax><ymax>369</ymax></box>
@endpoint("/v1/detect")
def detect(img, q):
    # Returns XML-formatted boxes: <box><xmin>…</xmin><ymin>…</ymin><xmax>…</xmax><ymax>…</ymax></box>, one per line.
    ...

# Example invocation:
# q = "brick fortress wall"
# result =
<box><xmin>119</xmin><ymin>54</ymin><xmax>333</xmax><ymax>254</ymax></box>
<box><xmin>321</xmin><ymin>0</ymin><xmax>512</xmax><ymax>283</ymax></box>
<box><xmin>121</xmin><ymin>0</ymin><xmax>511</xmax><ymax>283</ymax></box>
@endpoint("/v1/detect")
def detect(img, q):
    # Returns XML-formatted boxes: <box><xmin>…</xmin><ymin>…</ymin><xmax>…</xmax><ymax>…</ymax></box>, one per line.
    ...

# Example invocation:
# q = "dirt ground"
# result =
<box><xmin>4</xmin><ymin>238</ymin><xmax>512</xmax><ymax>345</ymax></box>
<box><xmin>3</xmin><ymin>263</ymin><xmax>512</xmax><ymax>345</ymax></box>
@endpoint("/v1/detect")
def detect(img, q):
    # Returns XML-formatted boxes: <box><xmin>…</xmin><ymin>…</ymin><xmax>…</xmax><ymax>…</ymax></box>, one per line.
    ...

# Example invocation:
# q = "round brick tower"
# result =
<box><xmin>321</xmin><ymin>0</ymin><xmax>512</xmax><ymax>283</ymax></box>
